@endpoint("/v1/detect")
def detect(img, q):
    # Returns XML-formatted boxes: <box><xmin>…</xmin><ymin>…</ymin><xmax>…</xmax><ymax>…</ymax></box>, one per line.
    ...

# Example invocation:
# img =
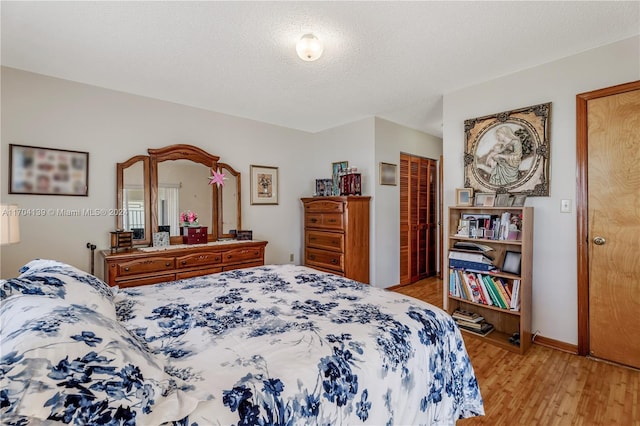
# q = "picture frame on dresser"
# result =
<box><xmin>250</xmin><ymin>165</ymin><xmax>279</xmax><ymax>205</ymax></box>
<box><xmin>332</xmin><ymin>161</ymin><xmax>348</xmax><ymax>196</ymax></box>
<box><xmin>315</xmin><ymin>178</ymin><xmax>333</xmax><ymax>196</ymax></box>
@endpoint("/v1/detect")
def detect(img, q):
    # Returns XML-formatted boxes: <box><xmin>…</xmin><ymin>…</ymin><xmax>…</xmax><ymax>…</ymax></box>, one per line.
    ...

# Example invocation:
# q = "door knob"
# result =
<box><xmin>593</xmin><ymin>236</ymin><xmax>606</xmax><ymax>245</ymax></box>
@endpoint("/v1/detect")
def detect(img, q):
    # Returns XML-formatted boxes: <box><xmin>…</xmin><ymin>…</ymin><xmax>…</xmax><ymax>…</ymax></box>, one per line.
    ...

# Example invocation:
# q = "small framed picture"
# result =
<box><xmin>332</xmin><ymin>161</ymin><xmax>348</xmax><ymax>196</ymax></box>
<box><xmin>512</xmin><ymin>194</ymin><xmax>528</xmax><ymax>207</ymax></box>
<box><xmin>494</xmin><ymin>193</ymin><xmax>512</xmax><ymax>207</ymax></box>
<box><xmin>379</xmin><ymin>162</ymin><xmax>397</xmax><ymax>185</ymax></box>
<box><xmin>152</xmin><ymin>231</ymin><xmax>170</xmax><ymax>247</ymax></box>
<box><xmin>474</xmin><ymin>192</ymin><xmax>496</xmax><ymax>207</ymax></box>
<box><xmin>250</xmin><ymin>165</ymin><xmax>279</xmax><ymax>205</ymax></box>
<box><xmin>456</xmin><ymin>219</ymin><xmax>471</xmax><ymax>237</ymax></box>
<box><xmin>315</xmin><ymin>178</ymin><xmax>333</xmax><ymax>196</ymax></box>
<box><xmin>502</xmin><ymin>250</ymin><xmax>522</xmax><ymax>275</ymax></box>
<box><xmin>455</xmin><ymin>188</ymin><xmax>474</xmax><ymax>206</ymax></box>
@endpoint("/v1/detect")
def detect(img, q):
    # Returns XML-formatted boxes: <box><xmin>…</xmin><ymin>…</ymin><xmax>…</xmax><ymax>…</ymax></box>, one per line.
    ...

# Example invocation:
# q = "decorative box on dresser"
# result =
<box><xmin>101</xmin><ymin>240</ymin><xmax>267</xmax><ymax>288</ymax></box>
<box><xmin>301</xmin><ymin>196</ymin><xmax>371</xmax><ymax>283</ymax></box>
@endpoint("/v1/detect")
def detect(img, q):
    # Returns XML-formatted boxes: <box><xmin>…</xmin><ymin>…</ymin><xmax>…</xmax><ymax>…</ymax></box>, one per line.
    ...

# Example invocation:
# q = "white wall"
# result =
<box><xmin>310</xmin><ymin>117</ymin><xmax>442</xmax><ymax>288</ymax></box>
<box><xmin>309</xmin><ymin>118</ymin><xmax>376</xmax><ymax>278</ymax></box>
<box><xmin>442</xmin><ymin>36</ymin><xmax>640</xmax><ymax>345</ymax></box>
<box><xmin>1</xmin><ymin>67</ymin><xmax>312</xmax><ymax>278</ymax></box>
<box><xmin>1</xmin><ymin>68</ymin><xmax>438</xmax><ymax>287</ymax></box>
<box><xmin>374</xmin><ymin>118</ymin><xmax>442</xmax><ymax>288</ymax></box>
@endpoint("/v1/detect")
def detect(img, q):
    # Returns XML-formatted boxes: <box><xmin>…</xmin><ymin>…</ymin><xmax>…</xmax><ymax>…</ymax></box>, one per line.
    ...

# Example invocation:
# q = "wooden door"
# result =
<box><xmin>577</xmin><ymin>81</ymin><xmax>640</xmax><ymax>369</ymax></box>
<box><xmin>426</xmin><ymin>160</ymin><xmax>437</xmax><ymax>276</ymax></box>
<box><xmin>400</xmin><ymin>154</ymin><xmax>410</xmax><ymax>284</ymax></box>
<box><xmin>400</xmin><ymin>153</ymin><xmax>438</xmax><ymax>285</ymax></box>
<box><xmin>412</xmin><ymin>156</ymin><xmax>424</xmax><ymax>282</ymax></box>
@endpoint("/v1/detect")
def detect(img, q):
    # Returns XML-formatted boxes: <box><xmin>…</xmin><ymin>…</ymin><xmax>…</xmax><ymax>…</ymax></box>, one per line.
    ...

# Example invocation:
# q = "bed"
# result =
<box><xmin>1</xmin><ymin>259</ymin><xmax>484</xmax><ymax>425</ymax></box>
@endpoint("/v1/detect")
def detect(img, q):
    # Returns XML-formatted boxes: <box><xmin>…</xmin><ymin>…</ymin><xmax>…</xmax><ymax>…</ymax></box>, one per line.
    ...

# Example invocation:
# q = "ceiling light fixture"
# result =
<box><xmin>296</xmin><ymin>33</ymin><xmax>323</xmax><ymax>61</ymax></box>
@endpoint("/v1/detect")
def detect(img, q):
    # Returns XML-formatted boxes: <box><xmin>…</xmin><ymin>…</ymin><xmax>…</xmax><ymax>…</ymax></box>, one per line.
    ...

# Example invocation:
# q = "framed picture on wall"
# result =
<box><xmin>250</xmin><ymin>165</ymin><xmax>279</xmax><ymax>205</ymax></box>
<box><xmin>464</xmin><ymin>102</ymin><xmax>551</xmax><ymax>197</ymax></box>
<box><xmin>379</xmin><ymin>162</ymin><xmax>397</xmax><ymax>185</ymax></box>
<box><xmin>9</xmin><ymin>144</ymin><xmax>89</xmax><ymax>196</ymax></box>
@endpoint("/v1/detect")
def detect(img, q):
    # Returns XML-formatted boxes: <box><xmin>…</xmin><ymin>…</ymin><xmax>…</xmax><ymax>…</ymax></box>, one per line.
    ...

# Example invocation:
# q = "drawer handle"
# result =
<box><xmin>124</xmin><ymin>267</ymin><xmax>130</xmax><ymax>272</ymax></box>
<box><xmin>331</xmin><ymin>259</ymin><xmax>338</xmax><ymax>264</ymax></box>
<box><xmin>328</xmin><ymin>219</ymin><xmax>337</xmax><ymax>223</ymax></box>
<box><xmin>310</xmin><ymin>255</ymin><xmax>316</xmax><ymax>260</ymax></box>
<box><xmin>310</xmin><ymin>218</ymin><xmax>318</xmax><ymax>223</ymax></box>
<box><xmin>166</xmin><ymin>262</ymin><xmax>171</xmax><ymax>267</ymax></box>
<box><xmin>181</xmin><ymin>260</ymin><xmax>187</xmax><ymax>265</ymax></box>
<box><xmin>310</xmin><ymin>237</ymin><xmax>317</xmax><ymax>241</ymax></box>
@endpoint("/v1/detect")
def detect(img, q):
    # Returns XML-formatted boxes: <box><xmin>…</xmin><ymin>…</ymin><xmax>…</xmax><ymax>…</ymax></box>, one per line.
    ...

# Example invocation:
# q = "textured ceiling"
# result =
<box><xmin>2</xmin><ymin>1</ymin><xmax>639</xmax><ymax>137</ymax></box>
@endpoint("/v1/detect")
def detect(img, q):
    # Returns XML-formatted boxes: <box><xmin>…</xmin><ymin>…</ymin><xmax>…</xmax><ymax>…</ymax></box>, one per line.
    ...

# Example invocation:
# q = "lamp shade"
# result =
<box><xmin>1</xmin><ymin>204</ymin><xmax>21</xmax><ymax>245</ymax></box>
<box><xmin>296</xmin><ymin>33</ymin><xmax>323</xmax><ymax>61</ymax></box>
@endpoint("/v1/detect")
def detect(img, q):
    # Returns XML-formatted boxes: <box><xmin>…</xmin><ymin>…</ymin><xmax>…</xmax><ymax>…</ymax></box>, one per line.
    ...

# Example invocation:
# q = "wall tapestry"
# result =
<box><xmin>464</xmin><ymin>102</ymin><xmax>551</xmax><ymax>196</ymax></box>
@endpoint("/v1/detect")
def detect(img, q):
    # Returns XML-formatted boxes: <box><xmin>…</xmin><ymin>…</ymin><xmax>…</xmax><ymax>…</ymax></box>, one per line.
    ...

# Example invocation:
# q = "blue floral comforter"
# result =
<box><xmin>1</xmin><ymin>261</ymin><xmax>483</xmax><ymax>425</ymax></box>
<box><xmin>116</xmin><ymin>264</ymin><xmax>484</xmax><ymax>425</ymax></box>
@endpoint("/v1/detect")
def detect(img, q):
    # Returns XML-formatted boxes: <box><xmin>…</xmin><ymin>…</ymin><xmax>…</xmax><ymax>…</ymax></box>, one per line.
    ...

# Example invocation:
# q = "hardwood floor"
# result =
<box><xmin>391</xmin><ymin>277</ymin><xmax>640</xmax><ymax>425</ymax></box>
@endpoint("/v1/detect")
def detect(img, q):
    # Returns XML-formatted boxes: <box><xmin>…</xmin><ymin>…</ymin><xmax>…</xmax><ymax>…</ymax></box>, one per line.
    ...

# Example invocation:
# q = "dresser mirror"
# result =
<box><xmin>116</xmin><ymin>156</ymin><xmax>150</xmax><ymax>245</ymax></box>
<box><xmin>116</xmin><ymin>144</ymin><xmax>241</xmax><ymax>245</ymax></box>
<box><xmin>218</xmin><ymin>163</ymin><xmax>240</xmax><ymax>238</ymax></box>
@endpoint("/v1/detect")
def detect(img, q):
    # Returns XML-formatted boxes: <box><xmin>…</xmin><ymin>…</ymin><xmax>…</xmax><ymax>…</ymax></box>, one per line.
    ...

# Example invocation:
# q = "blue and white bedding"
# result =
<box><xmin>1</xmin><ymin>260</ymin><xmax>484</xmax><ymax>425</ymax></box>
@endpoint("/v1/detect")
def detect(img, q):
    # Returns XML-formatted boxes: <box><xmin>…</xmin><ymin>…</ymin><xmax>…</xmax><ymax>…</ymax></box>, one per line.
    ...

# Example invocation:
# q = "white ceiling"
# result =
<box><xmin>2</xmin><ymin>1</ymin><xmax>639</xmax><ymax>137</ymax></box>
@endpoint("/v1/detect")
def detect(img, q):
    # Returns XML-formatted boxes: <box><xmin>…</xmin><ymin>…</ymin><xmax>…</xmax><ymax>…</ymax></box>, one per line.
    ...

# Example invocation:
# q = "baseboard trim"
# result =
<box><xmin>533</xmin><ymin>334</ymin><xmax>578</xmax><ymax>354</ymax></box>
<box><xmin>386</xmin><ymin>283</ymin><xmax>404</xmax><ymax>290</ymax></box>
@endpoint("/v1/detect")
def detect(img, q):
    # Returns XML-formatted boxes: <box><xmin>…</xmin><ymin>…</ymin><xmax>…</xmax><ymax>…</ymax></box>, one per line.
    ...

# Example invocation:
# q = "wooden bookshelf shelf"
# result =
<box><xmin>446</xmin><ymin>206</ymin><xmax>533</xmax><ymax>355</ymax></box>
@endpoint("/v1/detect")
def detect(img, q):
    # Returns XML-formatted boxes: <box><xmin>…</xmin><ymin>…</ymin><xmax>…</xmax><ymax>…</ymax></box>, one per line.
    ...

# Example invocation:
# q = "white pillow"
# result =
<box><xmin>0</xmin><ymin>295</ymin><xmax>199</xmax><ymax>425</ymax></box>
<box><xmin>1</xmin><ymin>259</ymin><xmax>116</xmax><ymax>318</ymax></box>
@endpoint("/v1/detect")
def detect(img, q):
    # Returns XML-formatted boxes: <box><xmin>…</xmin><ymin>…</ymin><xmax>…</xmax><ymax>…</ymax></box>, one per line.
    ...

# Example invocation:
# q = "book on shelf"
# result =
<box><xmin>454</xmin><ymin>318</ymin><xmax>486</xmax><ymax>329</ymax></box>
<box><xmin>480</xmin><ymin>274</ymin><xmax>509</xmax><ymax>309</ymax></box>
<box><xmin>451</xmin><ymin>309</ymin><xmax>484</xmax><ymax>323</ymax></box>
<box><xmin>478</xmin><ymin>273</ymin><xmax>504</xmax><ymax>308</ymax></box>
<box><xmin>448</xmin><ymin>250</ymin><xmax>494</xmax><ymax>264</ymax></box>
<box><xmin>453</xmin><ymin>241</ymin><xmax>494</xmax><ymax>252</ymax></box>
<box><xmin>450</xmin><ymin>269</ymin><xmax>519</xmax><ymax>312</ymax></box>
<box><xmin>510</xmin><ymin>280</ymin><xmax>521</xmax><ymax>311</ymax></box>
<box><xmin>457</xmin><ymin>321</ymin><xmax>495</xmax><ymax>337</ymax></box>
<box><xmin>449</xmin><ymin>258</ymin><xmax>496</xmax><ymax>272</ymax></box>
<box><xmin>463</xmin><ymin>272</ymin><xmax>485</xmax><ymax>304</ymax></box>
<box><xmin>476</xmin><ymin>274</ymin><xmax>494</xmax><ymax>306</ymax></box>
<box><xmin>493</xmin><ymin>276</ymin><xmax>512</xmax><ymax>307</ymax></box>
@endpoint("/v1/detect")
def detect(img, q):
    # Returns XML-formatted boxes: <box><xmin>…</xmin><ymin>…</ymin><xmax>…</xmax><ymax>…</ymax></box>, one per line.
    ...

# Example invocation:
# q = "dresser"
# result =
<box><xmin>301</xmin><ymin>196</ymin><xmax>370</xmax><ymax>283</ymax></box>
<box><xmin>101</xmin><ymin>240</ymin><xmax>267</xmax><ymax>288</ymax></box>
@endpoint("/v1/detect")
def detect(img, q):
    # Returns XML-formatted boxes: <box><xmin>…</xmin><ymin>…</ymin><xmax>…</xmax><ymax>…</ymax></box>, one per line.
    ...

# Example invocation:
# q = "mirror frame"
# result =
<box><xmin>116</xmin><ymin>144</ymin><xmax>241</xmax><ymax>246</ymax></box>
<box><xmin>116</xmin><ymin>155</ymin><xmax>151</xmax><ymax>246</ymax></box>
<box><xmin>218</xmin><ymin>162</ymin><xmax>241</xmax><ymax>239</ymax></box>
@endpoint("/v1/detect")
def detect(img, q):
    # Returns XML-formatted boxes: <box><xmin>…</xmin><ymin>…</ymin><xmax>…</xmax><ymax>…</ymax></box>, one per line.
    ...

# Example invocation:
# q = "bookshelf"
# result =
<box><xmin>446</xmin><ymin>206</ymin><xmax>533</xmax><ymax>354</ymax></box>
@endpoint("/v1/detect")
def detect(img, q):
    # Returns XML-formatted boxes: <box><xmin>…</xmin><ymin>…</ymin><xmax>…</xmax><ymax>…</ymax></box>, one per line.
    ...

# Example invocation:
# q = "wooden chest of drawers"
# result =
<box><xmin>101</xmin><ymin>240</ymin><xmax>267</xmax><ymax>288</ymax></box>
<box><xmin>301</xmin><ymin>196</ymin><xmax>370</xmax><ymax>283</ymax></box>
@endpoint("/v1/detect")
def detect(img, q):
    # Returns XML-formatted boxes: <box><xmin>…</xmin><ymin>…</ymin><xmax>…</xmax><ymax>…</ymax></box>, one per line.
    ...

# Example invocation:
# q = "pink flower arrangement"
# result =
<box><xmin>180</xmin><ymin>210</ymin><xmax>198</xmax><ymax>226</ymax></box>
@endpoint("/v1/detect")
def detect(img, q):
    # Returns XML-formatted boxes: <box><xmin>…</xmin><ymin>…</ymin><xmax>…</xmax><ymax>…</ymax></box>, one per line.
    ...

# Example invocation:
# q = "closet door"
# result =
<box><xmin>400</xmin><ymin>153</ymin><xmax>437</xmax><ymax>285</ymax></box>
<box><xmin>399</xmin><ymin>154</ymin><xmax>411</xmax><ymax>285</ymax></box>
<box><xmin>425</xmin><ymin>160</ymin><xmax>437</xmax><ymax>277</ymax></box>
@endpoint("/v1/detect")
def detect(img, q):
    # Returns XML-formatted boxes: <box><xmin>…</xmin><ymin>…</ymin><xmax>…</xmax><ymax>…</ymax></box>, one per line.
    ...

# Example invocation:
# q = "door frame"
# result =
<box><xmin>576</xmin><ymin>80</ymin><xmax>640</xmax><ymax>356</ymax></box>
